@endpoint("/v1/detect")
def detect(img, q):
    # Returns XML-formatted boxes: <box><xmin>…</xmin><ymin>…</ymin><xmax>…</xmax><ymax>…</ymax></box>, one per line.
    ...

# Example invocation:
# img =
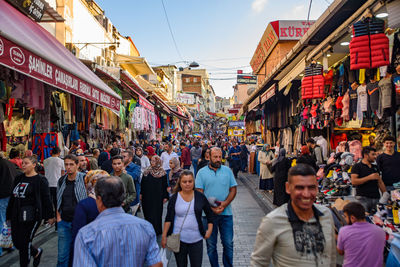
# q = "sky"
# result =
<box><xmin>95</xmin><ymin>0</ymin><xmax>332</xmax><ymax>97</ymax></box>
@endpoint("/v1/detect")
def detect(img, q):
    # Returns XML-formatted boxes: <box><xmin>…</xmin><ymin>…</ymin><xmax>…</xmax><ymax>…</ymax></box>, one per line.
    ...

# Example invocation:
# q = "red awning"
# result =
<box><xmin>138</xmin><ymin>95</ymin><xmax>154</xmax><ymax>112</ymax></box>
<box><xmin>0</xmin><ymin>1</ymin><xmax>121</xmax><ymax>113</ymax></box>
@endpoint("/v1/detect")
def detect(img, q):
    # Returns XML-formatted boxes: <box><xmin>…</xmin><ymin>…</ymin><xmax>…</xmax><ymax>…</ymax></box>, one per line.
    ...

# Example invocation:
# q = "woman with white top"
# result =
<box><xmin>162</xmin><ymin>170</ymin><xmax>215</xmax><ymax>267</ymax></box>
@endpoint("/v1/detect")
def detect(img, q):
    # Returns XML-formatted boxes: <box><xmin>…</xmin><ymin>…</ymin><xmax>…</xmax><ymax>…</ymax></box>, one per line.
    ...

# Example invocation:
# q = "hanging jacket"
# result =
<box><xmin>350</xmin><ymin>17</ymin><xmax>389</xmax><ymax>70</ymax></box>
<box><xmin>301</xmin><ymin>63</ymin><xmax>325</xmax><ymax>99</ymax></box>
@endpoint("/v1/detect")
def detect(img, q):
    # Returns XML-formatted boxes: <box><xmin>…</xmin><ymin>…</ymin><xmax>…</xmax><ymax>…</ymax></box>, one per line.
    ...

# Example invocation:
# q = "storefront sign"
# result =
<box><xmin>228</xmin><ymin>121</ymin><xmax>245</xmax><ymax>128</ymax></box>
<box><xmin>139</xmin><ymin>96</ymin><xmax>154</xmax><ymax>112</ymax></box>
<box><xmin>250</xmin><ymin>23</ymin><xmax>279</xmax><ymax>73</ymax></box>
<box><xmin>228</xmin><ymin>129</ymin><xmax>244</xmax><ymax>137</ymax></box>
<box><xmin>7</xmin><ymin>0</ymin><xmax>46</xmax><ymax>22</ymax></box>
<box><xmin>237</xmin><ymin>74</ymin><xmax>257</xmax><ymax>84</ymax></box>
<box><xmin>248</xmin><ymin>97</ymin><xmax>260</xmax><ymax>111</ymax></box>
<box><xmin>260</xmin><ymin>84</ymin><xmax>276</xmax><ymax>104</ymax></box>
<box><xmin>233</xmin><ymin>104</ymin><xmax>242</xmax><ymax>109</ymax></box>
<box><xmin>176</xmin><ymin>93</ymin><xmax>195</xmax><ymax>105</ymax></box>
<box><xmin>0</xmin><ymin>36</ymin><xmax>120</xmax><ymax>112</ymax></box>
<box><xmin>274</xmin><ymin>20</ymin><xmax>315</xmax><ymax>40</ymax></box>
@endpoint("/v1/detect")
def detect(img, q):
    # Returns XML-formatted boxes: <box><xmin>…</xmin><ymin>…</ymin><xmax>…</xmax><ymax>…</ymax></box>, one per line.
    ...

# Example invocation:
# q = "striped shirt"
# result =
<box><xmin>73</xmin><ymin>207</ymin><xmax>160</xmax><ymax>267</ymax></box>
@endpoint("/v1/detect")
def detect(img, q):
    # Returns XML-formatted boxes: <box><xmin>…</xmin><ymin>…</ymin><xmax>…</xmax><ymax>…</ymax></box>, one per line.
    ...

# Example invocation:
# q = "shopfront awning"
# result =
<box><xmin>120</xmin><ymin>70</ymin><xmax>148</xmax><ymax>97</ymax></box>
<box><xmin>0</xmin><ymin>1</ymin><xmax>121</xmax><ymax>113</ymax></box>
<box><xmin>115</xmin><ymin>54</ymin><xmax>156</xmax><ymax>76</ymax></box>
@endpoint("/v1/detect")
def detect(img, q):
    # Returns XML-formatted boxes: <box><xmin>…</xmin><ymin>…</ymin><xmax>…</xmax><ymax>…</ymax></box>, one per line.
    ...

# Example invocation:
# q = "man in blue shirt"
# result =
<box><xmin>73</xmin><ymin>176</ymin><xmax>161</xmax><ymax>267</ymax></box>
<box><xmin>196</xmin><ymin>147</ymin><xmax>237</xmax><ymax>267</ymax></box>
<box><xmin>228</xmin><ymin>141</ymin><xmax>241</xmax><ymax>178</ymax></box>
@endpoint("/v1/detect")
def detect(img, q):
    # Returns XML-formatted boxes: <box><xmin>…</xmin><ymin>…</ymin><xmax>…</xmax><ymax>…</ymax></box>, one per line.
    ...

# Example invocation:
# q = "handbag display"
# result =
<box><xmin>166</xmin><ymin>197</ymin><xmax>192</xmax><ymax>253</ymax></box>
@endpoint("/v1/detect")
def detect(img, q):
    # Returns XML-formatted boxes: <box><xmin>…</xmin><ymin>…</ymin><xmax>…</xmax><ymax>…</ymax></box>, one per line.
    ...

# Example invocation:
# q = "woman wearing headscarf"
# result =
<box><xmin>297</xmin><ymin>145</ymin><xmax>318</xmax><ymax>171</ymax></box>
<box><xmin>169</xmin><ymin>157</ymin><xmax>182</xmax><ymax>192</ymax></box>
<box><xmin>271</xmin><ymin>148</ymin><xmax>291</xmax><ymax>206</ymax></box>
<box><xmin>69</xmin><ymin>170</ymin><xmax>109</xmax><ymax>267</ymax></box>
<box><xmin>140</xmin><ymin>155</ymin><xmax>169</xmax><ymax>235</ymax></box>
<box><xmin>146</xmin><ymin>146</ymin><xmax>156</xmax><ymax>161</ymax></box>
<box><xmin>257</xmin><ymin>144</ymin><xmax>274</xmax><ymax>192</ymax></box>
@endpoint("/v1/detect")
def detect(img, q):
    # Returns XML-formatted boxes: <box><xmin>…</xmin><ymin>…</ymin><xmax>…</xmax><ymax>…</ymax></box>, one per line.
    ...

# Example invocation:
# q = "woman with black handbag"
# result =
<box><xmin>161</xmin><ymin>170</ymin><xmax>215</xmax><ymax>267</ymax></box>
<box><xmin>6</xmin><ymin>155</ymin><xmax>55</xmax><ymax>267</ymax></box>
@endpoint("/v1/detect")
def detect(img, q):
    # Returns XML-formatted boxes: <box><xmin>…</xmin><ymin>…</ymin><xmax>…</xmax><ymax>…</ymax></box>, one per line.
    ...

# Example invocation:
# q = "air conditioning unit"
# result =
<box><xmin>96</xmin><ymin>56</ymin><xmax>106</xmax><ymax>66</ymax></box>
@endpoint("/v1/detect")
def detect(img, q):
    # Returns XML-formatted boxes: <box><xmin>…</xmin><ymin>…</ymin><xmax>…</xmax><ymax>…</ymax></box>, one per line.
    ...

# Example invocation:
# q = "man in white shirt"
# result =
<box><xmin>43</xmin><ymin>147</ymin><xmax>65</xmax><ymax>229</ymax></box>
<box><xmin>160</xmin><ymin>143</ymin><xmax>179</xmax><ymax>180</ymax></box>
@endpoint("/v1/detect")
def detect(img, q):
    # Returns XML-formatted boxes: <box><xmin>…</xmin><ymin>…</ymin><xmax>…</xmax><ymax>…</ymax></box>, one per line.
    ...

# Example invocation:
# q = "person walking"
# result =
<box><xmin>162</xmin><ymin>170</ymin><xmax>214</xmax><ymax>267</ymax></box>
<box><xmin>87</xmin><ymin>149</ymin><xmax>99</xmax><ymax>170</ymax></box>
<box><xmin>271</xmin><ymin>148</ymin><xmax>291</xmax><ymax>206</ymax></box>
<box><xmin>136</xmin><ymin>146</ymin><xmax>151</xmax><ymax>174</ymax></box>
<box><xmin>196</xmin><ymin>147</ymin><xmax>237</xmax><ymax>267</ymax></box>
<box><xmin>190</xmin><ymin>142</ymin><xmax>202</xmax><ymax>174</ymax></box>
<box><xmin>140</xmin><ymin>155</ymin><xmax>169</xmax><ymax>235</ymax></box>
<box><xmin>100</xmin><ymin>147</ymin><xmax>120</xmax><ymax>174</ymax></box>
<box><xmin>122</xmin><ymin>150</ymin><xmax>141</xmax><ymax>207</ymax></box>
<box><xmin>73</xmin><ymin>176</ymin><xmax>162</xmax><ymax>267</ymax></box>
<box><xmin>180</xmin><ymin>142</ymin><xmax>192</xmax><ymax>170</ymax></box>
<box><xmin>161</xmin><ymin>143</ymin><xmax>179</xmax><ymax>179</ymax></box>
<box><xmin>43</xmin><ymin>147</ymin><xmax>65</xmax><ymax>230</ymax></box>
<box><xmin>258</xmin><ymin>144</ymin><xmax>274</xmax><ymax>192</ymax></box>
<box><xmin>251</xmin><ymin>164</ymin><xmax>336</xmax><ymax>266</ymax></box>
<box><xmin>0</xmin><ymin>154</ymin><xmax>20</xmax><ymax>257</ymax></box>
<box><xmin>146</xmin><ymin>146</ymin><xmax>156</xmax><ymax>161</ymax></box>
<box><xmin>228</xmin><ymin>141</ymin><xmax>241</xmax><ymax>178</ymax></box>
<box><xmin>239</xmin><ymin>141</ymin><xmax>249</xmax><ymax>172</ymax></box>
<box><xmin>98</xmin><ymin>144</ymin><xmax>112</xmax><ymax>168</ymax></box>
<box><xmin>70</xmin><ymin>170</ymin><xmax>109</xmax><ymax>267</ymax></box>
<box><xmin>351</xmin><ymin>146</ymin><xmax>386</xmax><ymax>213</ymax></box>
<box><xmin>169</xmin><ymin>157</ymin><xmax>183</xmax><ymax>192</ymax></box>
<box><xmin>337</xmin><ymin>202</ymin><xmax>386</xmax><ymax>267</ymax></box>
<box><xmin>111</xmin><ymin>155</ymin><xmax>136</xmax><ymax>213</ymax></box>
<box><xmin>196</xmin><ymin>148</ymin><xmax>210</xmax><ymax>176</ymax></box>
<box><xmin>297</xmin><ymin>145</ymin><xmax>318</xmax><ymax>171</ymax></box>
<box><xmin>6</xmin><ymin>155</ymin><xmax>55</xmax><ymax>267</ymax></box>
<box><xmin>9</xmin><ymin>148</ymin><xmax>23</xmax><ymax>169</ymax></box>
<box><xmin>376</xmin><ymin>136</ymin><xmax>400</xmax><ymax>190</ymax></box>
<box><xmin>306</xmin><ymin>138</ymin><xmax>325</xmax><ymax>166</ymax></box>
<box><xmin>56</xmin><ymin>154</ymin><xmax>87</xmax><ymax>267</ymax></box>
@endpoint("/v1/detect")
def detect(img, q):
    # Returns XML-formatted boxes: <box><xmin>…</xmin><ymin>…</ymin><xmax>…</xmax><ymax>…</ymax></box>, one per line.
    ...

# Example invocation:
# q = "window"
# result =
<box><xmin>193</xmin><ymin>78</ymin><xmax>197</xmax><ymax>82</ymax></box>
<box><xmin>185</xmin><ymin>78</ymin><xmax>190</xmax><ymax>83</ymax></box>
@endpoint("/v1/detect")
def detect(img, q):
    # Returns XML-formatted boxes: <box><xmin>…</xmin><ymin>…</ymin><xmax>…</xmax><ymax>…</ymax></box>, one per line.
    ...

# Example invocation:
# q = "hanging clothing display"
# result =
<box><xmin>301</xmin><ymin>63</ymin><xmax>325</xmax><ymax>99</ymax></box>
<box><xmin>350</xmin><ymin>17</ymin><xmax>390</xmax><ymax>70</ymax></box>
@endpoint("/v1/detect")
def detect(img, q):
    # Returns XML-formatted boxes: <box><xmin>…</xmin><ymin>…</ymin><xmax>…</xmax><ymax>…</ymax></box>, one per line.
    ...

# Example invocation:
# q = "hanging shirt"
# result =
<box><xmin>367</xmin><ymin>81</ymin><xmax>380</xmax><ymax>112</ymax></box>
<box><xmin>348</xmin><ymin>87</ymin><xmax>358</xmax><ymax>119</ymax></box>
<box><xmin>357</xmin><ymin>85</ymin><xmax>368</xmax><ymax>120</ymax></box>
<box><xmin>378</xmin><ymin>77</ymin><xmax>392</xmax><ymax>117</ymax></box>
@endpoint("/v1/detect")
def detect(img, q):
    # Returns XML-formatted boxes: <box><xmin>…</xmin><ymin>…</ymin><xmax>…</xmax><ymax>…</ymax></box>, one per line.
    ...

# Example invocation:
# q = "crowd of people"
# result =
<box><xmin>0</xmin><ymin>133</ymin><xmax>399</xmax><ymax>267</ymax></box>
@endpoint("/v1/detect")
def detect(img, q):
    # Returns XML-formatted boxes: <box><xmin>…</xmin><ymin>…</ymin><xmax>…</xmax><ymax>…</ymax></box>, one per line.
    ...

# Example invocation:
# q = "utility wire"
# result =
<box><xmin>307</xmin><ymin>0</ymin><xmax>313</xmax><ymax>23</ymax></box>
<box><xmin>161</xmin><ymin>0</ymin><xmax>184</xmax><ymax>61</ymax></box>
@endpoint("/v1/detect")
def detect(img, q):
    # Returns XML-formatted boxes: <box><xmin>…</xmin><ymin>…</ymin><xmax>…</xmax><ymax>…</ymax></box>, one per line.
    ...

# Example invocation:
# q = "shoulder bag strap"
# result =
<box><xmin>178</xmin><ymin>196</ymin><xmax>193</xmax><ymax>234</ymax></box>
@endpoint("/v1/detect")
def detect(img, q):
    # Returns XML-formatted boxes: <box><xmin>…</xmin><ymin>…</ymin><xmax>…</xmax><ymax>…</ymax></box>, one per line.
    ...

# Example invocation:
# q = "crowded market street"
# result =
<box><xmin>1</xmin><ymin>0</ymin><xmax>400</xmax><ymax>267</ymax></box>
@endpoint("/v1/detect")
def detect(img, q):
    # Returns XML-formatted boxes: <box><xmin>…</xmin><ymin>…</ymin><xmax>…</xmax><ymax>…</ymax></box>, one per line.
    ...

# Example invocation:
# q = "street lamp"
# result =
<box><xmin>188</xmin><ymin>61</ymin><xmax>200</xmax><ymax>68</ymax></box>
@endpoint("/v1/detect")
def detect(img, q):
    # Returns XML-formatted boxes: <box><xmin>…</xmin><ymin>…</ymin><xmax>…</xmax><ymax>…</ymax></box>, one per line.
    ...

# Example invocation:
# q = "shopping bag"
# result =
<box><xmin>0</xmin><ymin>222</ymin><xmax>13</xmax><ymax>248</ymax></box>
<box><xmin>159</xmin><ymin>248</ymin><xmax>168</xmax><ymax>267</ymax></box>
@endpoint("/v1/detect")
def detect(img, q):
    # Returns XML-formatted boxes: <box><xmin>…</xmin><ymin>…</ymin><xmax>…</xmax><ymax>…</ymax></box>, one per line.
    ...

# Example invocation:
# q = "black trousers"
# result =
<box><xmin>11</xmin><ymin>220</ymin><xmax>41</xmax><ymax>267</ymax></box>
<box><xmin>50</xmin><ymin>187</ymin><xmax>57</xmax><ymax>229</ymax></box>
<box><xmin>174</xmin><ymin>240</ymin><xmax>203</xmax><ymax>267</ymax></box>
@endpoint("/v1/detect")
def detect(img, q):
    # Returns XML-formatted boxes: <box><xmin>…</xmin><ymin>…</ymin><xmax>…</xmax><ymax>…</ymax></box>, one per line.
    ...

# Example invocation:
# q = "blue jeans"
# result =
<box><xmin>202</xmin><ymin>215</ymin><xmax>234</xmax><ymax>267</ymax></box>
<box><xmin>192</xmin><ymin>159</ymin><xmax>199</xmax><ymax>176</ymax></box>
<box><xmin>132</xmin><ymin>179</ymin><xmax>141</xmax><ymax>206</ymax></box>
<box><xmin>166</xmin><ymin>170</ymin><xmax>171</xmax><ymax>186</ymax></box>
<box><xmin>0</xmin><ymin>197</ymin><xmax>9</xmax><ymax>255</ymax></box>
<box><xmin>57</xmin><ymin>220</ymin><xmax>72</xmax><ymax>267</ymax></box>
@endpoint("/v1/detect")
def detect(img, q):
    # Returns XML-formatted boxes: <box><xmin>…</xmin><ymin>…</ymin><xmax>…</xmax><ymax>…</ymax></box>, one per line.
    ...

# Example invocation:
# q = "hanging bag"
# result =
<box><xmin>0</xmin><ymin>222</ymin><xmax>13</xmax><ymax>248</ymax></box>
<box><xmin>166</xmin><ymin>197</ymin><xmax>192</xmax><ymax>253</ymax></box>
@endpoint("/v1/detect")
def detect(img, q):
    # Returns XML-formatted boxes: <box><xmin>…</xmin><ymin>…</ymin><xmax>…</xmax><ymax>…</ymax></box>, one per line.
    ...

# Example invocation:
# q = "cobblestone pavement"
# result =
<box><xmin>0</xmin><ymin>171</ymin><xmax>271</xmax><ymax>267</ymax></box>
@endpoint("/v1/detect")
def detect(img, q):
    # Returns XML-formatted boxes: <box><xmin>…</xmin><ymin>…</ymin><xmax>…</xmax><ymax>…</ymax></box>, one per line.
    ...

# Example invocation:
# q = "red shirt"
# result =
<box><xmin>181</xmin><ymin>147</ymin><xmax>191</xmax><ymax>166</ymax></box>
